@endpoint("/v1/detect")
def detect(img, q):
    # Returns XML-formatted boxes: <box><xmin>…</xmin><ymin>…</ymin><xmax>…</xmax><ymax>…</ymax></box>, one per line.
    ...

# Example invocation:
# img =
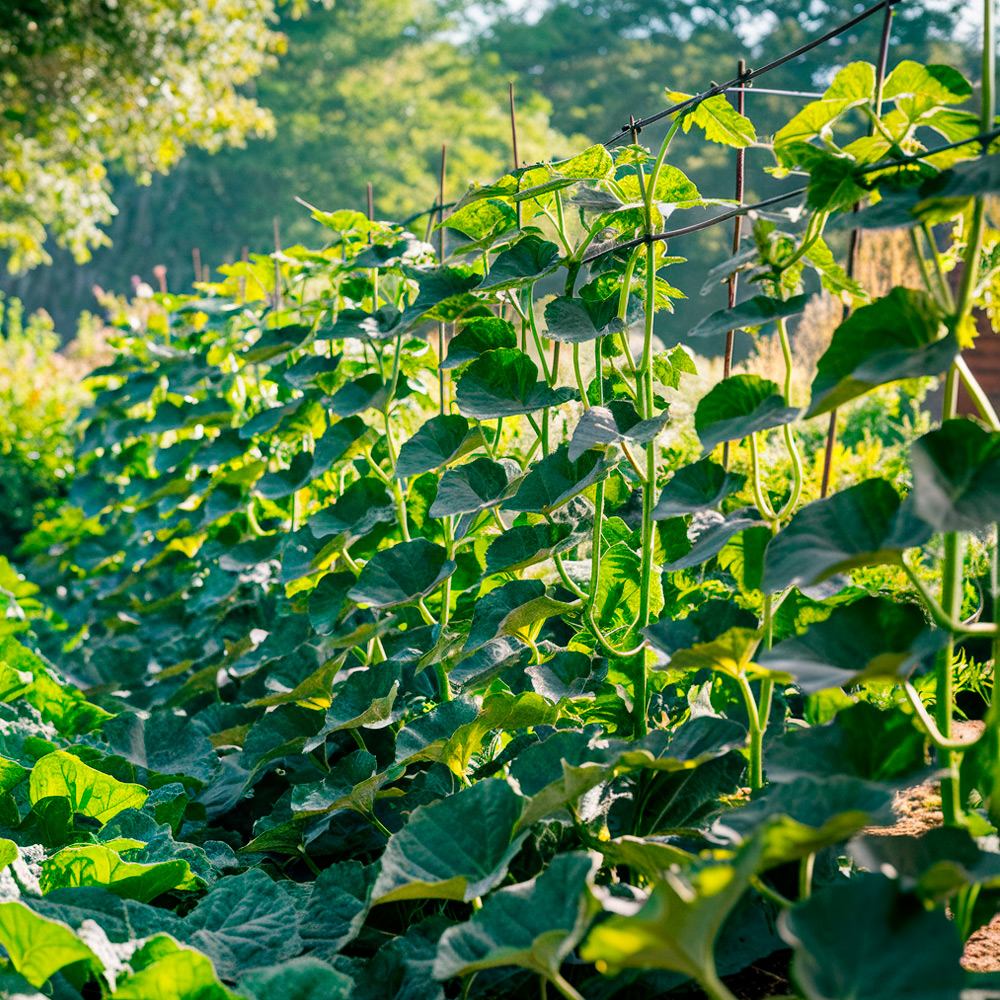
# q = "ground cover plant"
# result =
<box><xmin>4</xmin><ymin>2</ymin><xmax>1000</xmax><ymax>997</ymax></box>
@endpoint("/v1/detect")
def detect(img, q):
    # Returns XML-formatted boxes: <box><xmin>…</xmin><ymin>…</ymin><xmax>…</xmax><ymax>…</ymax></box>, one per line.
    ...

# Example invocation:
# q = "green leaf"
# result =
<box><xmin>0</xmin><ymin>900</ymin><xmax>102</xmax><ymax>987</ymax></box>
<box><xmin>39</xmin><ymin>844</ymin><xmax>198</xmax><ymax>903</ymax></box>
<box><xmin>503</xmin><ymin>445</ymin><xmax>616</xmax><ymax>515</ymax></box>
<box><xmin>448</xmin><ymin>636</ymin><xmax>533</xmax><ymax>693</ymax></box>
<box><xmin>429</xmin><ymin>458</ymin><xmax>522</xmax><ymax>518</ymax></box>
<box><xmin>591</xmin><ymin>541</ymin><xmax>663</xmax><ymax>645</ymax></box>
<box><xmin>396</xmin><ymin>414</ymin><xmax>486</xmax><ymax>479</ymax></box>
<box><xmin>443</xmin><ymin>199</ymin><xmax>517</xmax><ymax>240</ymax></box>
<box><xmin>308</xmin><ymin>478</ymin><xmax>395</xmax><ymax>540</ymax></box>
<box><xmin>111</xmin><ymin>936</ymin><xmax>238</xmax><ymax>1000</ymax></box>
<box><xmin>767</xmin><ymin>701</ymin><xmax>926</xmax><ymax>783</ymax></box>
<box><xmin>909</xmin><ymin>419</ymin><xmax>1000</xmax><ymax>532</ymax></box>
<box><xmin>243</xmin><ymin>324</ymin><xmax>313</xmax><ymax>364</ymax></box>
<box><xmin>456</xmin><ymin>349</ymin><xmax>577</xmax><ymax>419</ymax></box>
<box><xmin>511</xmin><ymin>718</ymin><xmax>746</xmax><ymax>832</ymax></box>
<box><xmin>643</xmin><ymin>600</ymin><xmax>758</xmax><ymax>659</ymax></box>
<box><xmin>554</xmin><ymin>144</ymin><xmax>615</xmax><ymax>180</ymax></box>
<box><xmin>328</xmin><ymin>373</ymin><xmax>400</xmax><ymax>417</ymax></box>
<box><xmin>774</xmin><ymin>62</ymin><xmax>875</xmax><ymax>157</ymax></box>
<box><xmin>653</xmin><ymin>458</ymin><xmax>746</xmax><ymax>518</ymax></box>
<box><xmin>370</xmin><ymin>779</ymin><xmax>529</xmax><ymax>905</ymax></box>
<box><xmin>695</xmin><ymin>374</ymin><xmax>800</xmax><ymax>453</ymax></box>
<box><xmin>667</xmin><ymin>90</ymin><xmax>756</xmax><ymax>147</ymax></box>
<box><xmin>757</xmin><ymin>596</ymin><xmax>945</xmax><ymax>693</ymax></box>
<box><xmin>779</xmin><ymin>876</ymin><xmax>965</xmax><ymax>1000</ymax></box>
<box><xmin>849</xmin><ymin>827</ymin><xmax>1000</xmax><ymax>906</ymax></box>
<box><xmin>883</xmin><ymin>61</ymin><xmax>972</xmax><ymax>105</ymax></box>
<box><xmin>307</xmin><ymin>663</ymin><xmax>401</xmax><ymax>745</ymax></box>
<box><xmin>301</xmin><ymin>861</ymin><xmax>377</xmax><ymax>958</ymax></box>
<box><xmin>581</xmin><ymin>838</ymin><xmax>763</xmax><ymax>981</ymax></box>
<box><xmin>717</xmin><ymin>775</ymin><xmax>895</xmax><ymax>870</ymax></box>
<box><xmin>662</xmin><ymin>509</ymin><xmax>766</xmax><ymax>572</ymax></box>
<box><xmin>762</xmin><ymin>479</ymin><xmax>930</xmax><ymax>593</ymax></box>
<box><xmin>180</xmin><ymin>869</ymin><xmax>303</xmax><ymax>980</ymax></box>
<box><xmin>689</xmin><ymin>294</ymin><xmax>808</xmax><ymax>338</ymax></box>
<box><xmin>349</xmin><ymin>539</ymin><xmax>456</xmax><ymax>609</ymax></box>
<box><xmin>239</xmin><ymin>957</ymin><xmax>354</xmax><ymax>1000</ymax></box>
<box><xmin>466</xmin><ymin>580</ymin><xmax>576</xmax><ymax>651</ymax></box>
<box><xmin>483</xmin><ymin>520</ymin><xmax>584</xmax><ymax>577</ymax></box>
<box><xmin>544</xmin><ymin>293</ymin><xmax>632</xmax><ymax>344</ymax></box>
<box><xmin>807</xmin><ymin>288</ymin><xmax>955</xmax><ymax>417</ymax></box>
<box><xmin>30</xmin><ymin>751</ymin><xmax>148</xmax><ymax>825</ymax></box>
<box><xmin>569</xmin><ymin>404</ymin><xmax>669</xmax><ymax>463</ymax></box>
<box><xmin>438</xmin><ymin>691</ymin><xmax>560</xmax><ymax>775</ymax></box>
<box><xmin>432</xmin><ymin>852</ymin><xmax>601</xmax><ymax>981</ymax></box>
<box><xmin>442</xmin><ymin>318</ymin><xmax>518</xmax><ymax>369</ymax></box>
<box><xmin>291</xmin><ymin>750</ymin><xmax>391</xmax><ymax>817</ymax></box>
<box><xmin>656</xmin><ymin>627</ymin><xmax>764</xmax><ymax>680</ymax></box>
<box><xmin>478</xmin><ymin>236</ymin><xmax>561</xmax><ymax>291</ymax></box>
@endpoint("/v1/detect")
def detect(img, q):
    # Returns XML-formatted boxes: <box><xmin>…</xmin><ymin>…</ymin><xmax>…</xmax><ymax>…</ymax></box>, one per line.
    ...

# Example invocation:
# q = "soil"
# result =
<box><xmin>864</xmin><ymin>720</ymin><xmax>1000</xmax><ymax>973</ymax></box>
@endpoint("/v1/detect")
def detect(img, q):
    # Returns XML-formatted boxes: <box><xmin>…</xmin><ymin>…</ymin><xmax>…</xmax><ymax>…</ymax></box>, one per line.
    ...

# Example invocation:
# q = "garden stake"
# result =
<box><xmin>721</xmin><ymin>58</ymin><xmax>747</xmax><ymax>471</ymax></box>
<box><xmin>438</xmin><ymin>142</ymin><xmax>449</xmax><ymax>416</ymax></box>
<box><xmin>819</xmin><ymin>0</ymin><xmax>894</xmax><ymax>498</ymax></box>
<box><xmin>240</xmin><ymin>245</ymin><xmax>249</xmax><ymax>303</ymax></box>
<box><xmin>191</xmin><ymin>246</ymin><xmax>201</xmax><ymax>286</ymax></box>
<box><xmin>272</xmin><ymin>216</ymin><xmax>282</xmax><ymax>314</ymax></box>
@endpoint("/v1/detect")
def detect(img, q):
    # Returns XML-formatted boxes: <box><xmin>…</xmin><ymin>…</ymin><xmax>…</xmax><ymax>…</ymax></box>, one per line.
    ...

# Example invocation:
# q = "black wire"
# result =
<box><xmin>581</xmin><ymin>125</ymin><xmax>1000</xmax><ymax>264</ymax></box>
<box><xmin>601</xmin><ymin>0</ymin><xmax>905</xmax><ymax>148</ymax></box>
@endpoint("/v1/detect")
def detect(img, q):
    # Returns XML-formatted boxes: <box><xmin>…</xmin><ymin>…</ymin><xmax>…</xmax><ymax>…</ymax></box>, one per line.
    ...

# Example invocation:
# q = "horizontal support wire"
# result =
<box><xmin>723</xmin><ymin>87</ymin><xmax>825</xmax><ymax>98</ymax></box>
<box><xmin>601</xmin><ymin>0</ymin><xmax>905</xmax><ymax>147</ymax></box>
<box><xmin>581</xmin><ymin>124</ymin><xmax>1000</xmax><ymax>265</ymax></box>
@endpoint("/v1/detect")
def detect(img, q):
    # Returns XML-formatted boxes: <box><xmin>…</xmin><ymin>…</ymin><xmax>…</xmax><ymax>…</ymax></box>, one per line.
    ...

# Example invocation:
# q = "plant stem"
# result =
<box><xmin>736</xmin><ymin>672</ymin><xmax>763</xmax><ymax>790</ymax></box>
<box><xmin>937</xmin><ymin>530</ymin><xmax>966</xmax><ymax>825</ymax></box>
<box><xmin>698</xmin><ymin>966</ymin><xmax>741</xmax><ymax>1000</ymax></box>
<box><xmin>799</xmin><ymin>853</ymin><xmax>815</xmax><ymax>900</ymax></box>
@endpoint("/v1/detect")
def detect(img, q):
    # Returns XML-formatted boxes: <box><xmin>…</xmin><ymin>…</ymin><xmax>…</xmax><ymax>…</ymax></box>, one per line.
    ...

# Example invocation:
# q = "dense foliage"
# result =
<box><xmin>3</xmin><ymin>33</ymin><xmax>1000</xmax><ymax>1000</ymax></box>
<box><xmin>0</xmin><ymin>0</ymin><xmax>314</xmax><ymax>272</ymax></box>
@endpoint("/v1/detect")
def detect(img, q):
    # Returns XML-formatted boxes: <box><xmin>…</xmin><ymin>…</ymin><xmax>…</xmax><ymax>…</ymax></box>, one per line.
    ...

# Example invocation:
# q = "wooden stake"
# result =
<box><xmin>273</xmin><ymin>216</ymin><xmax>281</xmax><ymax>313</ymax></box>
<box><xmin>192</xmin><ymin>247</ymin><xmax>201</xmax><ymax>286</ymax></box>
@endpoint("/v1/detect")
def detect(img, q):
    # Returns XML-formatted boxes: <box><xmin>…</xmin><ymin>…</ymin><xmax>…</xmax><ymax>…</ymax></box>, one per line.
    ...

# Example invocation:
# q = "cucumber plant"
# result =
<box><xmin>2</xmin><ymin>10</ymin><xmax>1000</xmax><ymax>1000</ymax></box>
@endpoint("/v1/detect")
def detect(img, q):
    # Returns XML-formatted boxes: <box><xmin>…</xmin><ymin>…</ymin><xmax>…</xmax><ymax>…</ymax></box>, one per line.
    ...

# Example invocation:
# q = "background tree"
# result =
<box><xmin>0</xmin><ymin>0</ymin><xmax>977</xmax><ymax>333</ymax></box>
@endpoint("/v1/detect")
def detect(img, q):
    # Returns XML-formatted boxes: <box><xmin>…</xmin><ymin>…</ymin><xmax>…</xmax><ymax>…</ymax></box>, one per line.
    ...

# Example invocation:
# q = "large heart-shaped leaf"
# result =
<box><xmin>779</xmin><ymin>876</ymin><xmax>965</xmax><ymax>1000</ymax></box>
<box><xmin>695</xmin><ymin>375</ymin><xmax>800</xmax><ymax>454</ymax></box>
<box><xmin>349</xmin><ymin>539</ymin><xmax>456</xmax><ymax>609</ymax></box>
<box><xmin>442</xmin><ymin>318</ymin><xmax>518</xmax><ymax>369</ymax></box>
<box><xmin>478</xmin><ymin>236</ymin><xmax>561</xmax><ymax>290</ymax></box>
<box><xmin>370</xmin><ymin>779</ymin><xmax>528</xmax><ymax>905</ymax></box>
<box><xmin>663</xmin><ymin>508</ymin><xmax>766</xmax><ymax>572</ymax></box>
<box><xmin>0</xmin><ymin>901</ymin><xmax>103</xmax><ymax>987</ymax></box>
<box><xmin>456</xmin><ymin>349</ymin><xmax>577</xmax><ymax>419</ymax></box>
<box><xmin>757</xmin><ymin>596</ymin><xmax>946</xmax><ymax>693</ymax></box>
<box><xmin>544</xmin><ymin>293</ymin><xmax>634</xmax><ymax>344</ymax></box>
<box><xmin>308</xmin><ymin>478</ymin><xmax>395</xmax><ymax>540</ymax></box>
<box><xmin>689</xmin><ymin>294</ymin><xmax>808</xmax><ymax>338</ymax></box>
<box><xmin>503</xmin><ymin>445</ymin><xmax>617</xmax><ymax>514</ymax></box>
<box><xmin>429</xmin><ymin>458</ymin><xmax>522</xmax><ymax>518</ymax></box>
<box><xmin>909</xmin><ymin>419</ymin><xmax>1000</xmax><ymax>532</ymax></box>
<box><xmin>465</xmin><ymin>580</ymin><xmax>577</xmax><ymax>651</ymax></box>
<box><xmin>581</xmin><ymin>838</ymin><xmax>763</xmax><ymax>983</ymax></box>
<box><xmin>807</xmin><ymin>288</ymin><xmax>956</xmax><ymax>417</ymax></box>
<box><xmin>653</xmin><ymin>458</ymin><xmax>746</xmax><ymax>518</ymax></box>
<box><xmin>667</xmin><ymin>89</ymin><xmax>756</xmax><ymax>147</ymax></box>
<box><xmin>396</xmin><ymin>414</ymin><xmax>486</xmax><ymax>479</ymax></box>
<box><xmin>714</xmin><ymin>775</ymin><xmax>895</xmax><ymax>870</ymax></box>
<box><xmin>432</xmin><ymin>852</ymin><xmax>600</xmax><ymax>982</ymax></box>
<box><xmin>568</xmin><ymin>402</ymin><xmax>669</xmax><ymax>463</ymax></box>
<box><xmin>762</xmin><ymin>479</ymin><xmax>930</xmax><ymax>593</ymax></box>
<box><xmin>30</xmin><ymin>751</ymin><xmax>148</xmax><ymax>826</ymax></box>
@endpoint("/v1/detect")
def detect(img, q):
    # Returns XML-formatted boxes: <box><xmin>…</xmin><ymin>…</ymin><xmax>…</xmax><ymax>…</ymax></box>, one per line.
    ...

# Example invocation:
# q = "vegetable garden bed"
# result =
<box><xmin>2</xmin><ymin>0</ymin><xmax>1000</xmax><ymax>997</ymax></box>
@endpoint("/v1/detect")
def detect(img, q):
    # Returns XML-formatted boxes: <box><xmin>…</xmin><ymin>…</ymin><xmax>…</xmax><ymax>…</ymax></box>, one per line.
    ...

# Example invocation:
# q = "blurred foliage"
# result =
<box><xmin>0</xmin><ymin>294</ymin><xmax>106</xmax><ymax>556</ymax></box>
<box><xmin>1</xmin><ymin>0</ymin><xmax>977</xmax><ymax>334</ymax></box>
<box><xmin>0</xmin><ymin>0</ymin><xmax>311</xmax><ymax>272</ymax></box>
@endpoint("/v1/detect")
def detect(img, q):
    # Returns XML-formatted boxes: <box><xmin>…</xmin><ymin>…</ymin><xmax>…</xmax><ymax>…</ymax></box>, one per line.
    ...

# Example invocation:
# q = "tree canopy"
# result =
<box><xmin>0</xmin><ymin>0</ymin><xmax>303</xmax><ymax>272</ymax></box>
